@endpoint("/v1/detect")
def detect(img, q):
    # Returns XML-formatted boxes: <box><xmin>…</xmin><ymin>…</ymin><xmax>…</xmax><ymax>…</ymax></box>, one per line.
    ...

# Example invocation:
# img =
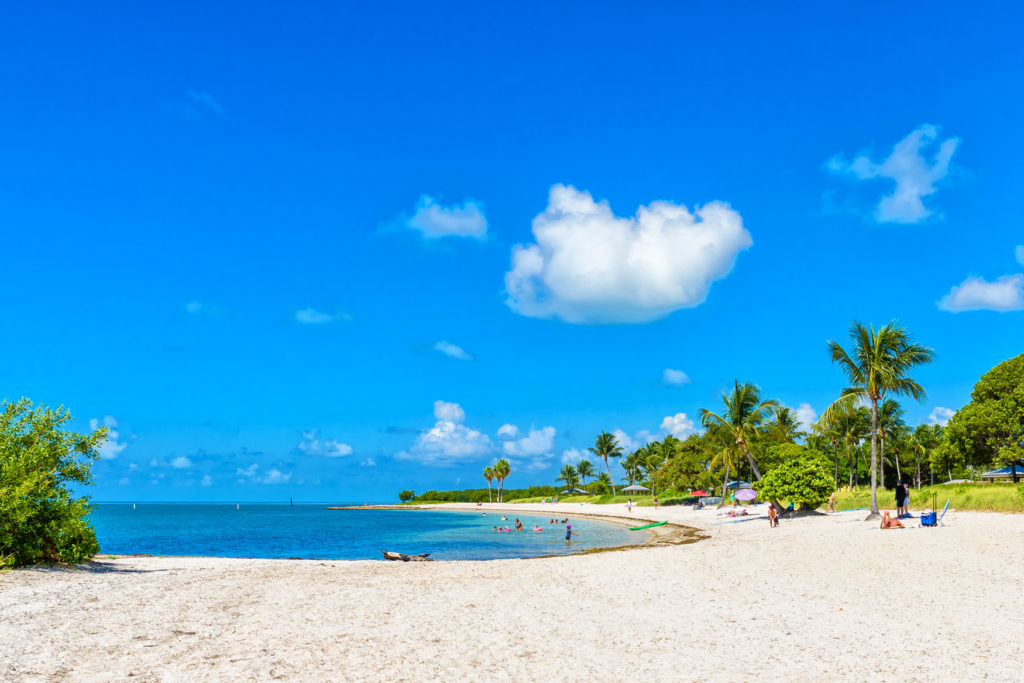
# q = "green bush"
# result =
<box><xmin>754</xmin><ymin>450</ymin><xmax>833</xmax><ymax>509</ymax></box>
<box><xmin>398</xmin><ymin>490</ymin><xmax>415</xmax><ymax>502</ymax></box>
<box><xmin>1</xmin><ymin>398</ymin><xmax>104</xmax><ymax>567</ymax></box>
<box><xmin>658</xmin><ymin>497</ymin><xmax>690</xmax><ymax>507</ymax></box>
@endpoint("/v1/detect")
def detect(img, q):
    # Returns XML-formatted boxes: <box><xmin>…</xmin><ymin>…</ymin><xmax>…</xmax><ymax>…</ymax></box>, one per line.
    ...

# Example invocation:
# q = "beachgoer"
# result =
<box><xmin>501</xmin><ymin>515</ymin><xmax>507</xmax><ymax>521</ymax></box>
<box><xmin>515</xmin><ymin>518</ymin><xmax>522</xmax><ymax>531</ymax></box>
<box><xmin>492</xmin><ymin>525</ymin><xmax>498</xmax><ymax>531</ymax></box>
<box><xmin>730</xmin><ymin>493</ymin><xmax>736</xmax><ymax>506</ymax></box>
<box><xmin>826</xmin><ymin>492</ymin><xmax>836</xmax><ymax>513</ymax></box>
<box><xmin>768</xmin><ymin>503</ymin><xmax>779</xmax><ymax>528</ymax></box>
<box><xmin>895</xmin><ymin>482</ymin><xmax>906</xmax><ymax>517</ymax></box>
<box><xmin>902</xmin><ymin>485</ymin><xmax>911</xmax><ymax>517</ymax></box>
<box><xmin>880</xmin><ymin>511</ymin><xmax>904</xmax><ymax>529</ymax></box>
<box><xmin>565</xmin><ymin>524</ymin><xmax>577</xmax><ymax>543</ymax></box>
<box><xmin>627</xmin><ymin>498</ymin><xmax>633</xmax><ymax>514</ymax></box>
<box><xmin>533</xmin><ymin>525</ymin><xmax>543</xmax><ymax>531</ymax></box>
<box><xmin>653</xmin><ymin>495</ymin><xmax>658</xmax><ymax>509</ymax></box>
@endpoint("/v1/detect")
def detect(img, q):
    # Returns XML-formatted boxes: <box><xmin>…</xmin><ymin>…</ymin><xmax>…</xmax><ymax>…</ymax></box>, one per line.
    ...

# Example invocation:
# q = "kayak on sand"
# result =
<box><xmin>629</xmin><ymin>520</ymin><xmax>668</xmax><ymax>531</ymax></box>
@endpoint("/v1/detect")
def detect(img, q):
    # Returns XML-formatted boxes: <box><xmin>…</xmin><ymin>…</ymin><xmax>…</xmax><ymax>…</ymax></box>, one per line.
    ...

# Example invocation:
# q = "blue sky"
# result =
<box><xmin>2</xmin><ymin>2</ymin><xmax>1023</xmax><ymax>501</ymax></box>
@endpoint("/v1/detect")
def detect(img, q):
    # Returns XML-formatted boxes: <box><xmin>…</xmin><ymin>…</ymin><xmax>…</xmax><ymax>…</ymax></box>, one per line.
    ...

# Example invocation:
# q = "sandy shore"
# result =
<box><xmin>2</xmin><ymin>503</ymin><xmax>1022</xmax><ymax>681</ymax></box>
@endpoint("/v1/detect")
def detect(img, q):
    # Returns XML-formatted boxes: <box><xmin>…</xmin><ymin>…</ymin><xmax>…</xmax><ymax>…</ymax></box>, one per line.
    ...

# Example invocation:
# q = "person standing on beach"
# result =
<box><xmin>653</xmin><ymin>495</ymin><xmax>658</xmax><ymax>509</ymax></box>
<box><xmin>768</xmin><ymin>503</ymin><xmax>779</xmax><ymax>528</ymax></box>
<box><xmin>895</xmin><ymin>481</ymin><xmax>906</xmax><ymax>518</ymax></box>
<box><xmin>826</xmin><ymin>492</ymin><xmax>836</xmax><ymax>513</ymax></box>
<box><xmin>565</xmin><ymin>524</ymin><xmax>577</xmax><ymax>543</ymax></box>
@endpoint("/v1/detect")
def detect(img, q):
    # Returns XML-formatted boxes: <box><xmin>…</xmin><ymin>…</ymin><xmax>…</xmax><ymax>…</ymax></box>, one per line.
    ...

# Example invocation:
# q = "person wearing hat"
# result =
<box><xmin>565</xmin><ymin>523</ymin><xmax>577</xmax><ymax>543</ymax></box>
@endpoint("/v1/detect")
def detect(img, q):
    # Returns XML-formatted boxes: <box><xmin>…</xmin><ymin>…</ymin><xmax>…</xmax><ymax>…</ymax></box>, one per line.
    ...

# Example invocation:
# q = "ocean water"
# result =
<box><xmin>89</xmin><ymin>504</ymin><xmax>644</xmax><ymax>561</ymax></box>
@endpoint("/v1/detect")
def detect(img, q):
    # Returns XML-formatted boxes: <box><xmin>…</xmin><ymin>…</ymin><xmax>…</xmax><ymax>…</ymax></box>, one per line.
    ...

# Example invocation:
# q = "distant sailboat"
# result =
<box><xmin>133</xmin><ymin>504</ymin><xmax>136</xmax><ymax>510</ymax></box>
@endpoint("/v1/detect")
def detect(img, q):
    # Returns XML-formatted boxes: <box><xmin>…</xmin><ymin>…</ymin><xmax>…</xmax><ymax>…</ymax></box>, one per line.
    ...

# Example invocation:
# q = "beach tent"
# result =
<box><xmin>621</xmin><ymin>484</ymin><xmax>651</xmax><ymax>494</ymax></box>
<box><xmin>979</xmin><ymin>462</ymin><xmax>1023</xmax><ymax>483</ymax></box>
<box><xmin>724</xmin><ymin>480</ymin><xmax>752</xmax><ymax>489</ymax></box>
<box><xmin>560</xmin><ymin>488</ymin><xmax>593</xmax><ymax>495</ymax></box>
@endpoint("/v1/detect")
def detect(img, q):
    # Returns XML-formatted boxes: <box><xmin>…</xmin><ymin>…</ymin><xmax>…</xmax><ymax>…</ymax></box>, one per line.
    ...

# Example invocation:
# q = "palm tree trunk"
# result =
<box><xmin>915</xmin><ymin>454</ymin><xmax>921</xmax><ymax>489</ymax></box>
<box><xmin>833</xmin><ymin>444</ymin><xmax>839</xmax><ymax>488</ymax></box>
<box><xmin>740</xmin><ymin>443</ymin><xmax>763</xmax><ymax>480</ymax></box>
<box><xmin>488</xmin><ymin>481</ymin><xmax>492</xmax><ymax>503</ymax></box>
<box><xmin>880</xmin><ymin>432</ymin><xmax>886</xmax><ymax>489</ymax></box>
<box><xmin>718</xmin><ymin>459</ymin><xmax>730</xmax><ymax>508</ymax></box>
<box><xmin>867</xmin><ymin>400</ymin><xmax>880</xmax><ymax>520</ymax></box>
<box><xmin>894</xmin><ymin>446</ymin><xmax>902</xmax><ymax>483</ymax></box>
<box><xmin>847</xmin><ymin>442</ymin><xmax>854</xmax><ymax>488</ymax></box>
<box><xmin>604</xmin><ymin>457</ymin><xmax>617</xmax><ymax>497</ymax></box>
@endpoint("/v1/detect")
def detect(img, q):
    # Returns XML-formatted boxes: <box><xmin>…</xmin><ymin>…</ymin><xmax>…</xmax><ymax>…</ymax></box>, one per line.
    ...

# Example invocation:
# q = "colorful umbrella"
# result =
<box><xmin>735</xmin><ymin>488</ymin><xmax>757</xmax><ymax>501</ymax></box>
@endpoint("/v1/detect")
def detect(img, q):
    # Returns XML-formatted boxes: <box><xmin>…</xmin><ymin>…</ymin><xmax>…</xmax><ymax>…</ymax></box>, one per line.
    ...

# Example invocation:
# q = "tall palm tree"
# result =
<box><xmin>588</xmin><ymin>432</ymin><xmax>623</xmax><ymax>496</ymax></box>
<box><xmin>700</xmin><ymin>380</ymin><xmax>779</xmax><ymax>481</ymax></box>
<box><xmin>494</xmin><ymin>458</ymin><xmax>511</xmax><ymax>502</ymax></box>
<box><xmin>876</xmin><ymin>399</ymin><xmax>905</xmax><ymax>486</ymax></box>
<box><xmin>556</xmin><ymin>464</ymin><xmax>579</xmax><ymax>491</ymax></box>
<box><xmin>910</xmin><ymin>424</ymin><xmax>940</xmax><ymax>489</ymax></box>
<box><xmin>622</xmin><ymin>448</ymin><xmax>647</xmax><ymax>487</ymax></box>
<box><xmin>643</xmin><ymin>451</ymin><xmax>665</xmax><ymax>495</ymax></box>
<box><xmin>482</xmin><ymin>466</ymin><xmax>495</xmax><ymax>503</ymax></box>
<box><xmin>822</xmin><ymin>321</ymin><xmax>934</xmax><ymax>519</ymax></box>
<box><xmin>576</xmin><ymin>459</ymin><xmax>596</xmax><ymax>489</ymax></box>
<box><xmin>771</xmin><ymin>406</ymin><xmax>803</xmax><ymax>443</ymax></box>
<box><xmin>706</xmin><ymin>426</ymin><xmax>739</xmax><ymax>508</ymax></box>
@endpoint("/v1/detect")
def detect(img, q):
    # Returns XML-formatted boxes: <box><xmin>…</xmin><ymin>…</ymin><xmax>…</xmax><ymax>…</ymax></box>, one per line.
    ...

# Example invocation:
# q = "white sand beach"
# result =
<box><xmin>2</xmin><ymin>504</ymin><xmax>1022</xmax><ymax>681</ymax></box>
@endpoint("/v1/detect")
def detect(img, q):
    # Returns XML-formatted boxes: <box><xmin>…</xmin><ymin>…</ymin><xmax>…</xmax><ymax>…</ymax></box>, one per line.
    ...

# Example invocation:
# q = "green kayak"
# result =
<box><xmin>629</xmin><ymin>520</ymin><xmax>668</xmax><ymax>531</ymax></box>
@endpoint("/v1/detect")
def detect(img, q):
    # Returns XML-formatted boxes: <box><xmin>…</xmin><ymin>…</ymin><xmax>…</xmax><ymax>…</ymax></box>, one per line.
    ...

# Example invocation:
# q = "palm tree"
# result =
<box><xmin>494</xmin><ymin>458</ymin><xmax>511</xmax><ymax>502</ymax></box>
<box><xmin>595</xmin><ymin>471</ymin><xmax>613</xmax><ymax>492</ymax></box>
<box><xmin>588</xmin><ymin>432</ymin><xmax>624</xmax><ymax>496</ymax></box>
<box><xmin>556</xmin><ymin>464</ymin><xmax>579</xmax><ymax>491</ymax></box>
<box><xmin>482</xmin><ymin>466</ymin><xmax>495</xmax><ymax>503</ymax></box>
<box><xmin>621</xmin><ymin>448</ymin><xmax>647</xmax><ymax>487</ymax></box>
<box><xmin>706</xmin><ymin>427</ymin><xmax>739</xmax><ymax>508</ymax></box>
<box><xmin>910</xmin><ymin>424</ymin><xmax>940</xmax><ymax>488</ymax></box>
<box><xmin>811</xmin><ymin>420</ymin><xmax>841</xmax><ymax>488</ymax></box>
<box><xmin>700</xmin><ymin>380</ymin><xmax>779</xmax><ymax>481</ymax></box>
<box><xmin>576</xmin><ymin>459</ymin><xmax>596</xmax><ymax>489</ymax></box>
<box><xmin>643</xmin><ymin>451</ymin><xmax>665</xmax><ymax>495</ymax></box>
<box><xmin>876</xmin><ymin>399</ymin><xmax>905</xmax><ymax>486</ymax></box>
<box><xmin>822</xmin><ymin>321</ymin><xmax>934</xmax><ymax>519</ymax></box>
<box><xmin>771</xmin><ymin>406</ymin><xmax>803</xmax><ymax>443</ymax></box>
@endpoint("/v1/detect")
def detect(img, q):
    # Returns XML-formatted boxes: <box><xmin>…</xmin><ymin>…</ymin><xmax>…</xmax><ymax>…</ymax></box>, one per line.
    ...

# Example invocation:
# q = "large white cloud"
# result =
<box><xmin>405</xmin><ymin>195</ymin><xmax>487</xmax><ymax>239</ymax></box>
<box><xmin>89</xmin><ymin>415</ymin><xmax>127</xmax><ymax>460</ymax></box>
<box><xmin>504</xmin><ymin>184</ymin><xmax>752</xmax><ymax>324</ymax></box>
<box><xmin>297</xmin><ymin>430</ymin><xmax>354</xmax><ymax>457</ymax></box>
<box><xmin>827</xmin><ymin>124</ymin><xmax>958</xmax><ymax>223</ymax></box>
<box><xmin>395</xmin><ymin>401</ymin><xmax>492</xmax><ymax>466</ymax></box>
<box><xmin>660</xmin><ymin>413</ymin><xmax>696</xmax><ymax>439</ymax></box>
<box><xmin>938</xmin><ymin>274</ymin><xmax>1024</xmax><ymax>312</ymax></box>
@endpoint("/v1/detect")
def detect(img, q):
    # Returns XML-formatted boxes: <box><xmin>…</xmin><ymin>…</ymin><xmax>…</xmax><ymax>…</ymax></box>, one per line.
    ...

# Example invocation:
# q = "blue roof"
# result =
<box><xmin>980</xmin><ymin>465</ymin><xmax>1024</xmax><ymax>477</ymax></box>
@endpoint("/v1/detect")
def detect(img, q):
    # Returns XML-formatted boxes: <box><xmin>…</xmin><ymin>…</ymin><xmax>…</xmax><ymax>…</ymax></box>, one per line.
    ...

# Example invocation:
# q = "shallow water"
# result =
<box><xmin>89</xmin><ymin>504</ymin><xmax>644</xmax><ymax>560</ymax></box>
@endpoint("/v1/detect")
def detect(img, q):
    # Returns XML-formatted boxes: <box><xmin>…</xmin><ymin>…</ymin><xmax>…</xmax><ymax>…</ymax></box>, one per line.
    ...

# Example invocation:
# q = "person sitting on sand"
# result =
<box><xmin>768</xmin><ymin>503</ymin><xmax>779</xmax><ymax>528</ymax></box>
<box><xmin>880</xmin><ymin>511</ymin><xmax>904</xmax><ymax>529</ymax></box>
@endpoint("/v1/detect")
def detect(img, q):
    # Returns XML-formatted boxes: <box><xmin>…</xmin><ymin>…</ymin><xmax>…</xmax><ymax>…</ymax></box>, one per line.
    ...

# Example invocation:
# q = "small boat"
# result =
<box><xmin>381</xmin><ymin>550</ymin><xmax>433</xmax><ymax>562</ymax></box>
<box><xmin>629</xmin><ymin>520</ymin><xmax>668</xmax><ymax>531</ymax></box>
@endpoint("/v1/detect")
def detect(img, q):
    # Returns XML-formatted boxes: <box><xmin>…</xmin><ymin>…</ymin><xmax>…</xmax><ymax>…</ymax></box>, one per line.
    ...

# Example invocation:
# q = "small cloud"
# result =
<box><xmin>118</xmin><ymin>477</ymin><xmax>131</xmax><ymax>486</ymax></box>
<box><xmin>660</xmin><ymin>413</ymin><xmax>696</xmax><ymax>439</ymax></box>
<box><xmin>612</xmin><ymin>428</ymin><xmax>653</xmax><ymax>452</ymax></box>
<box><xmin>938</xmin><ymin>274</ymin><xmax>1024</xmax><ymax>312</ymax></box>
<box><xmin>661</xmin><ymin>368</ymin><xmax>692</xmax><ymax>386</ymax></box>
<box><xmin>261</xmin><ymin>469</ymin><xmax>291</xmax><ymax>485</ymax></box>
<box><xmin>89</xmin><ymin>416</ymin><xmax>127</xmax><ymax>460</ymax></box>
<box><xmin>433</xmin><ymin>400</ymin><xmax>465</xmax><ymax>423</ymax></box>
<box><xmin>128</xmin><ymin>463</ymin><xmax>140</xmax><ymax>471</ymax></box>
<box><xmin>297</xmin><ymin>430</ymin><xmax>353</xmax><ymax>457</ymax></box>
<box><xmin>294</xmin><ymin>308</ymin><xmax>350</xmax><ymax>324</ymax></box>
<box><xmin>236</xmin><ymin>463</ymin><xmax>259</xmax><ymax>478</ymax></box>
<box><xmin>497</xmin><ymin>424</ymin><xmax>518</xmax><ymax>438</ymax></box>
<box><xmin>185</xmin><ymin>301</ymin><xmax>203</xmax><ymax>314</ymax></box>
<box><xmin>826</xmin><ymin>124</ymin><xmax>959</xmax><ymax>223</ymax></box>
<box><xmin>794</xmin><ymin>403</ymin><xmax>818</xmax><ymax>432</ymax></box>
<box><xmin>561</xmin><ymin>447</ymin><xmax>585</xmax><ymax>465</ymax></box>
<box><xmin>360</xmin><ymin>458</ymin><xmax>376</xmax><ymax>467</ymax></box>
<box><xmin>200</xmin><ymin>475</ymin><xmax>214</xmax><ymax>487</ymax></box>
<box><xmin>502</xmin><ymin>426</ymin><xmax>556</xmax><ymax>458</ymax></box>
<box><xmin>171</xmin><ymin>456</ymin><xmax>192</xmax><ymax>469</ymax></box>
<box><xmin>929</xmin><ymin>406</ymin><xmax>955</xmax><ymax>426</ymax></box>
<box><xmin>404</xmin><ymin>195</ymin><xmax>487</xmax><ymax>240</ymax></box>
<box><xmin>433</xmin><ymin>340</ymin><xmax>472</xmax><ymax>360</ymax></box>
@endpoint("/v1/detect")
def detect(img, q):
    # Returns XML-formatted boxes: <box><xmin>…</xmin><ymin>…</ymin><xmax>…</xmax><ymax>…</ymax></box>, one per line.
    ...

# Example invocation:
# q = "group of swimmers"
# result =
<box><xmin>490</xmin><ymin>517</ymin><xmax>578</xmax><ymax>542</ymax></box>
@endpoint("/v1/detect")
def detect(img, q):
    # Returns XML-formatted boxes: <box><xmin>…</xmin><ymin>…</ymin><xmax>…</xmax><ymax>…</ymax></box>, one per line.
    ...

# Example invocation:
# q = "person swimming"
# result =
<box><xmin>532</xmin><ymin>525</ymin><xmax>543</xmax><ymax>531</ymax></box>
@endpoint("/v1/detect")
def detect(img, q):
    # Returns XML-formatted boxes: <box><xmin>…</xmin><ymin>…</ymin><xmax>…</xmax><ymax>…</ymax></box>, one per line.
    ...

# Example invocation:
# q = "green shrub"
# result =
<box><xmin>754</xmin><ymin>450</ymin><xmax>833</xmax><ymax>509</ymax></box>
<box><xmin>1</xmin><ymin>398</ymin><xmax>104</xmax><ymax>567</ymax></box>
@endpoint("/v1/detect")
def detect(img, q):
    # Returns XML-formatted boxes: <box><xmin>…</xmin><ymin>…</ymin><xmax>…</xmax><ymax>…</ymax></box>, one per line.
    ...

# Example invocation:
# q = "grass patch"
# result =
<box><xmin>833</xmin><ymin>483</ymin><xmax>1024</xmax><ymax>513</ymax></box>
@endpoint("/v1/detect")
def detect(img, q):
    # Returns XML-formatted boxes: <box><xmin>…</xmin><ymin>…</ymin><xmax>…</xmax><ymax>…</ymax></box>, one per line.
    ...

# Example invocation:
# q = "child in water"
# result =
<box><xmin>565</xmin><ymin>524</ymin><xmax>577</xmax><ymax>543</ymax></box>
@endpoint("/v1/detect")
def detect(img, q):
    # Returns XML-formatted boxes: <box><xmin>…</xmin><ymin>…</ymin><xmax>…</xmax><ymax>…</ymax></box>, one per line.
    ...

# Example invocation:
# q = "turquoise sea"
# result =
<box><xmin>89</xmin><ymin>504</ymin><xmax>643</xmax><ymax>561</ymax></box>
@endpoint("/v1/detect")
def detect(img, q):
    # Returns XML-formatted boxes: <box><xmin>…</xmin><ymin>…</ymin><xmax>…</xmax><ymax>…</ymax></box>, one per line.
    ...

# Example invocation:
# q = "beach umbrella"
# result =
<box><xmin>621</xmin><ymin>484</ymin><xmax>651</xmax><ymax>493</ymax></box>
<box><xmin>735</xmin><ymin>488</ymin><xmax>757</xmax><ymax>502</ymax></box>
<box><xmin>690</xmin><ymin>490</ymin><xmax>707</xmax><ymax>496</ymax></box>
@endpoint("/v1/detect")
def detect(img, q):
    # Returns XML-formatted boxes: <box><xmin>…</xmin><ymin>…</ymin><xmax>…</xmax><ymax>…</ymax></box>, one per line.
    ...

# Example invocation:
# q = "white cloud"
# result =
<box><xmin>297</xmin><ymin>430</ymin><xmax>354</xmax><ymax>457</ymax></box>
<box><xmin>405</xmin><ymin>195</ymin><xmax>487</xmax><ymax>239</ymax></box>
<box><xmin>502</xmin><ymin>426</ymin><xmax>556</xmax><ymax>458</ymax></box>
<box><xmin>929</xmin><ymin>406</ymin><xmax>955</xmax><ymax>426</ymax></box>
<box><xmin>938</xmin><ymin>274</ymin><xmax>1024</xmax><ymax>312</ymax></box>
<box><xmin>200</xmin><ymin>475</ymin><xmax>213</xmax><ymax>487</ymax></box>
<box><xmin>89</xmin><ymin>416</ymin><xmax>127</xmax><ymax>460</ymax></box>
<box><xmin>660</xmin><ymin>413</ymin><xmax>696</xmax><ymax>439</ymax></box>
<box><xmin>128</xmin><ymin>463</ymin><xmax>140</xmax><ymax>471</ymax></box>
<box><xmin>360</xmin><ymin>458</ymin><xmax>376</xmax><ymax>467</ymax></box>
<box><xmin>1016</xmin><ymin>245</ymin><xmax>1024</xmax><ymax>266</ymax></box>
<box><xmin>662</xmin><ymin>368</ymin><xmax>691</xmax><ymax>386</ymax></box>
<box><xmin>561</xmin><ymin>447</ymin><xmax>585</xmax><ymax>465</ymax></box>
<box><xmin>171</xmin><ymin>456</ymin><xmax>192</xmax><ymax>469</ymax></box>
<box><xmin>186</xmin><ymin>90</ymin><xmax>225</xmax><ymax>117</ymax></box>
<box><xmin>794</xmin><ymin>403</ymin><xmax>818</xmax><ymax>432</ymax></box>
<box><xmin>612</xmin><ymin>428</ymin><xmax>653</xmax><ymax>452</ymax></box>
<box><xmin>261</xmin><ymin>469</ymin><xmax>291</xmax><ymax>485</ymax></box>
<box><xmin>504</xmin><ymin>184</ymin><xmax>752</xmax><ymax>324</ymax></box>
<box><xmin>395</xmin><ymin>401</ymin><xmax>492</xmax><ymax>466</ymax></box>
<box><xmin>433</xmin><ymin>340</ymin><xmax>472</xmax><ymax>360</ymax></box>
<box><xmin>149</xmin><ymin>458</ymin><xmax>160</xmax><ymax>468</ymax></box>
<box><xmin>827</xmin><ymin>124</ymin><xmax>958</xmax><ymax>223</ymax></box>
<box><xmin>185</xmin><ymin>301</ymin><xmax>204</xmax><ymax>314</ymax></box>
<box><xmin>433</xmin><ymin>400</ymin><xmax>465</xmax><ymax>423</ymax></box>
<box><xmin>497</xmin><ymin>424</ymin><xmax>518</xmax><ymax>438</ymax></box>
<box><xmin>294</xmin><ymin>308</ymin><xmax>349</xmax><ymax>324</ymax></box>
<box><xmin>236</xmin><ymin>464</ymin><xmax>259</xmax><ymax>479</ymax></box>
